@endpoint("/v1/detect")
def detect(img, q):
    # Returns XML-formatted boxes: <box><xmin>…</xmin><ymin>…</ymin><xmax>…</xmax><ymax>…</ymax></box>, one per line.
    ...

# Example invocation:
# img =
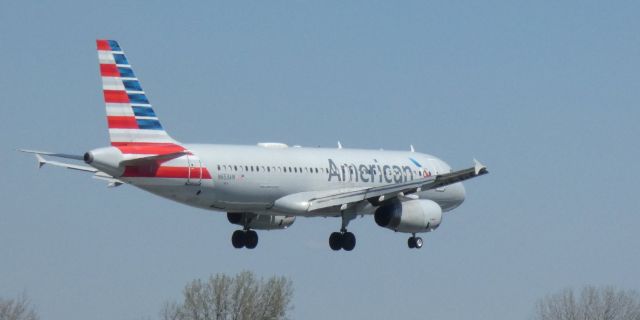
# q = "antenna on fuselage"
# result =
<box><xmin>337</xmin><ymin>141</ymin><xmax>342</xmax><ymax>149</ymax></box>
<box><xmin>410</xmin><ymin>145</ymin><xmax>415</xmax><ymax>152</ymax></box>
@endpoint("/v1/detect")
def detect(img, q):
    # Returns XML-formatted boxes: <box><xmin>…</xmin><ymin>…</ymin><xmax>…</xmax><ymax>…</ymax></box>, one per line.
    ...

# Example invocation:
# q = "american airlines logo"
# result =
<box><xmin>327</xmin><ymin>158</ymin><xmax>429</xmax><ymax>183</ymax></box>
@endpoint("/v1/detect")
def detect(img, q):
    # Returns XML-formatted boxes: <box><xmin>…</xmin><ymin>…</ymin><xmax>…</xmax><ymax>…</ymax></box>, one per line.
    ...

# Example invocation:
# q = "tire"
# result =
<box><xmin>245</xmin><ymin>230</ymin><xmax>258</xmax><ymax>249</ymax></box>
<box><xmin>415</xmin><ymin>237</ymin><xmax>423</xmax><ymax>249</ymax></box>
<box><xmin>408</xmin><ymin>237</ymin><xmax>416</xmax><ymax>249</ymax></box>
<box><xmin>329</xmin><ymin>232</ymin><xmax>342</xmax><ymax>251</ymax></box>
<box><xmin>231</xmin><ymin>230</ymin><xmax>246</xmax><ymax>249</ymax></box>
<box><xmin>342</xmin><ymin>232</ymin><xmax>356</xmax><ymax>251</ymax></box>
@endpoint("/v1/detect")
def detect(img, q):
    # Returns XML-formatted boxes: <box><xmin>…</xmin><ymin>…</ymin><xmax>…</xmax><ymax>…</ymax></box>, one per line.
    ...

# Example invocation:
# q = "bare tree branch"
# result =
<box><xmin>161</xmin><ymin>271</ymin><xmax>293</xmax><ymax>320</ymax></box>
<box><xmin>0</xmin><ymin>293</ymin><xmax>38</xmax><ymax>320</ymax></box>
<box><xmin>534</xmin><ymin>286</ymin><xmax>640</xmax><ymax>320</ymax></box>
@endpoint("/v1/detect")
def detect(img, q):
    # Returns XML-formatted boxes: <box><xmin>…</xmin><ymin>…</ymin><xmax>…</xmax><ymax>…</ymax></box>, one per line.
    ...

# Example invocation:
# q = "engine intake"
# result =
<box><xmin>374</xmin><ymin>199</ymin><xmax>442</xmax><ymax>233</ymax></box>
<box><xmin>227</xmin><ymin>212</ymin><xmax>295</xmax><ymax>230</ymax></box>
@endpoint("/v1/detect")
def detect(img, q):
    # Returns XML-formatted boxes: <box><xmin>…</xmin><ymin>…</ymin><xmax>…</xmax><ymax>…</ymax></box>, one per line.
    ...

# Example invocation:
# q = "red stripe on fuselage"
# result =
<box><xmin>100</xmin><ymin>64</ymin><xmax>120</xmax><ymax>77</ymax></box>
<box><xmin>122</xmin><ymin>166</ymin><xmax>212</xmax><ymax>179</ymax></box>
<box><xmin>201</xmin><ymin>168</ymin><xmax>212</xmax><ymax>179</ymax></box>
<box><xmin>107</xmin><ymin>116</ymin><xmax>138</xmax><ymax>129</ymax></box>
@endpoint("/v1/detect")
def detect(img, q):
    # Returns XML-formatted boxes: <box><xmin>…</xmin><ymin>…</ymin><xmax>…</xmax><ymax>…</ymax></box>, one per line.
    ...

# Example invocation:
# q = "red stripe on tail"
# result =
<box><xmin>100</xmin><ymin>64</ymin><xmax>120</xmax><ymax>77</ymax></box>
<box><xmin>107</xmin><ymin>116</ymin><xmax>139</xmax><ymax>129</ymax></box>
<box><xmin>103</xmin><ymin>90</ymin><xmax>129</xmax><ymax>103</ymax></box>
<box><xmin>96</xmin><ymin>40</ymin><xmax>111</xmax><ymax>51</ymax></box>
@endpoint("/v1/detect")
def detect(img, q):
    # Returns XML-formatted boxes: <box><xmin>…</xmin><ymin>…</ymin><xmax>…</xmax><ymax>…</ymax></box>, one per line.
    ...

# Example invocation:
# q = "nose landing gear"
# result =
<box><xmin>407</xmin><ymin>234</ymin><xmax>423</xmax><ymax>249</ymax></box>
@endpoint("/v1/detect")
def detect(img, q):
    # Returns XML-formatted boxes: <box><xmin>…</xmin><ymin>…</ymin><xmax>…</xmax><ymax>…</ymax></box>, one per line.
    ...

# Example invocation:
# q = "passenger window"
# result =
<box><xmin>234</xmin><ymin>165</ymin><xmax>237</xmax><ymax>171</ymax></box>
<box><xmin>294</xmin><ymin>167</ymin><xmax>297</xmax><ymax>173</ymax></box>
<box><xmin>251</xmin><ymin>166</ymin><xmax>254</xmax><ymax>172</ymax></box>
<box><xmin>267</xmin><ymin>167</ymin><xmax>271</xmax><ymax>172</ymax></box>
<box><xmin>217</xmin><ymin>165</ymin><xmax>221</xmax><ymax>170</ymax></box>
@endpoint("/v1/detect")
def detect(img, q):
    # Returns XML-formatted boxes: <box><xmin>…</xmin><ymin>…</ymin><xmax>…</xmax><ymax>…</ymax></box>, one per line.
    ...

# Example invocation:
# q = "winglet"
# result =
<box><xmin>473</xmin><ymin>159</ymin><xmax>488</xmax><ymax>175</ymax></box>
<box><xmin>35</xmin><ymin>154</ymin><xmax>46</xmax><ymax>168</ymax></box>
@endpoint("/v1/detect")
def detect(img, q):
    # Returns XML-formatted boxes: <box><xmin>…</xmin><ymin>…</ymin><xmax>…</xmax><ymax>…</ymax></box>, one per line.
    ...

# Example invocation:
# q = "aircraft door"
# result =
<box><xmin>186</xmin><ymin>155</ymin><xmax>202</xmax><ymax>185</ymax></box>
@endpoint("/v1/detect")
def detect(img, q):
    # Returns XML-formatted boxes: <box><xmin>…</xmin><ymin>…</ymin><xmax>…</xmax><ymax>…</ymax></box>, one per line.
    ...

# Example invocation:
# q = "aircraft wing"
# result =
<box><xmin>19</xmin><ymin>149</ymin><xmax>124</xmax><ymax>187</ymax></box>
<box><xmin>274</xmin><ymin>159</ymin><xmax>488</xmax><ymax>213</ymax></box>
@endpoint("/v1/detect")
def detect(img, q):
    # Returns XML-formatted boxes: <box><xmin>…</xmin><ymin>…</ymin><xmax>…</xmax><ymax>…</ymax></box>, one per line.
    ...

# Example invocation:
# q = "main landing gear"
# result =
<box><xmin>329</xmin><ymin>231</ymin><xmax>356</xmax><ymax>251</ymax></box>
<box><xmin>407</xmin><ymin>234</ymin><xmax>423</xmax><ymax>249</ymax></box>
<box><xmin>329</xmin><ymin>212</ymin><xmax>357</xmax><ymax>251</ymax></box>
<box><xmin>231</xmin><ymin>229</ymin><xmax>258</xmax><ymax>249</ymax></box>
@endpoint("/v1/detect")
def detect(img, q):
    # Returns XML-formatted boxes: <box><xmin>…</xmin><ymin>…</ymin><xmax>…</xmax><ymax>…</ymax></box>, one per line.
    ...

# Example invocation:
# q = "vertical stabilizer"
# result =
<box><xmin>96</xmin><ymin>40</ymin><xmax>179</xmax><ymax>150</ymax></box>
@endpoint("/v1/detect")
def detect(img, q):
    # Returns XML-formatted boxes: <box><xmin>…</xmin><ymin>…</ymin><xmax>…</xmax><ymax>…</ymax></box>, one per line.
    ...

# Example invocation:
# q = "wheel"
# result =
<box><xmin>341</xmin><ymin>232</ymin><xmax>356</xmax><ymax>251</ymax></box>
<box><xmin>408</xmin><ymin>237</ymin><xmax>416</xmax><ymax>249</ymax></box>
<box><xmin>329</xmin><ymin>232</ymin><xmax>342</xmax><ymax>251</ymax></box>
<box><xmin>245</xmin><ymin>230</ymin><xmax>258</xmax><ymax>249</ymax></box>
<box><xmin>231</xmin><ymin>230</ymin><xmax>246</xmax><ymax>249</ymax></box>
<box><xmin>415</xmin><ymin>237</ymin><xmax>423</xmax><ymax>249</ymax></box>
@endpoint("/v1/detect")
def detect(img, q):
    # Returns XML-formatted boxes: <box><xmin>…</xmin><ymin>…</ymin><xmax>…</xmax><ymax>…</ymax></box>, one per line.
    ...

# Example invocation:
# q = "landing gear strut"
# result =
<box><xmin>329</xmin><ymin>212</ymin><xmax>357</xmax><ymax>251</ymax></box>
<box><xmin>231</xmin><ymin>229</ymin><xmax>259</xmax><ymax>249</ymax></box>
<box><xmin>407</xmin><ymin>234</ymin><xmax>423</xmax><ymax>249</ymax></box>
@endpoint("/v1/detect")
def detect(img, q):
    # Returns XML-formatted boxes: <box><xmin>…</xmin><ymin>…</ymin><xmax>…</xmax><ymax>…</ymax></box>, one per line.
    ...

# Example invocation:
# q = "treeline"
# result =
<box><xmin>4</xmin><ymin>280</ymin><xmax>640</xmax><ymax>320</ymax></box>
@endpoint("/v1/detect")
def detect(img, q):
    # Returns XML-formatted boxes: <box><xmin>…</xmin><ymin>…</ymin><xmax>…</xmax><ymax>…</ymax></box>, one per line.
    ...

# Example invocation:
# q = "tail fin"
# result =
<box><xmin>97</xmin><ymin>40</ymin><xmax>178</xmax><ymax>148</ymax></box>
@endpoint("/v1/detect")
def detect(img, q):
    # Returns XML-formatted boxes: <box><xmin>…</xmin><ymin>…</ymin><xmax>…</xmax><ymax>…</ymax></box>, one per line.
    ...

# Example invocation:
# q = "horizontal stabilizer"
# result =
<box><xmin>119</xmin><ymin>151</ymin><xmax>188</xmax><ymax>166</ymax></box>
<box><xmin>19</xmin><ymin>149</ymin><xmax>84</xmax><ymax>161</ymax></box>
<box><xmin>93</xmin><ymin>172</ymin><xmax>124</xmax><ymax>187</ymax></box>
<box><xmin>28</xmin><ymin>153</ymin><xmax>97</xmax><ymax>172</ymax></box>
<box><xmin>20</xmin><ymin>149</ymin><xmax>122</xmax><ymax>187</ymax></box>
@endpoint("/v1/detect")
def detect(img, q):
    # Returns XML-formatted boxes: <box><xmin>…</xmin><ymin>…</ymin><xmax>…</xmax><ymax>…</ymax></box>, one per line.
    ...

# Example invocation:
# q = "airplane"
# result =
<box><xmin>21</xmin><ymin>40</ymin><xmax>488</xmax><ymax>251</ymax></box>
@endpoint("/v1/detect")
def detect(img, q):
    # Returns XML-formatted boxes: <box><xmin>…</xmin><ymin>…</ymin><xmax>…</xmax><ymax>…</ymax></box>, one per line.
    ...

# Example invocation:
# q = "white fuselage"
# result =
<box><xmin>119</xmin><ymin>144</ymin><xmax>466</xmax><ymax>218</ymax></box>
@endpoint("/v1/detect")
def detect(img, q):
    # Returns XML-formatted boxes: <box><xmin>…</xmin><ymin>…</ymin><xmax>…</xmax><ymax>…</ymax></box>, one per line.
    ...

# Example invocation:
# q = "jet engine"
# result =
<box><xmin>227</xmin><ymin>212</ymin><xmax>295</xmax><ymax>230</ymax></box>
<box><xmin>374</xmin><ymin>199</ymin><xmax>442</xmax><ymax>233</ymax></box>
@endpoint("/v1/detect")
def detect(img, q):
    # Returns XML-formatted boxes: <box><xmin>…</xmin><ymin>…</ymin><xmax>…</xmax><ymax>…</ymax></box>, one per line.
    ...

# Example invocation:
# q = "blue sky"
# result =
<box><xmin>1</xmin><ymin>1</ymin><xmax>639</xmax><ymax>319</ymax></box>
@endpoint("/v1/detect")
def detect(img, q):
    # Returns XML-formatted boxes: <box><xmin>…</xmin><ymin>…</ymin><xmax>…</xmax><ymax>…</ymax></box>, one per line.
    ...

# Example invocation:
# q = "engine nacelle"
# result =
<box><xmin>374</xmin><ymin>199</ymin><xmax>442</xmax><ymax>233</ymax></box>
<box><xmin>227</xmin><ymin>212</ymin><xmax>295</xmax><ymax>230</ymax></box>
